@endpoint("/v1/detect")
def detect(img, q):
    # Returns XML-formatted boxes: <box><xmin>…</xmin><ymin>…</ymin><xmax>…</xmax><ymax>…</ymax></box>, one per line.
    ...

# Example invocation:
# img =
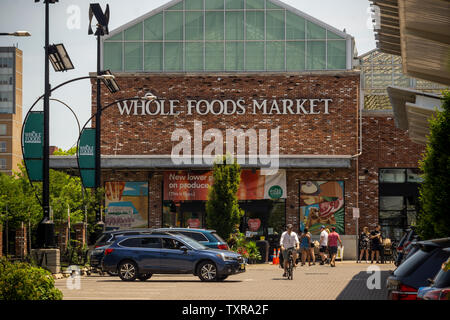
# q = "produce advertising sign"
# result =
<box><xmin>105</xmin><ymin>181</ymin><xmax>148</xmax><ymax>229</ymax></box>
<box><xmin>163</xmin><ymin>169</ymin><xmax>287</xmax><ymax>201</ymax></box>
<box><xmin>300</xmin><ymin>181</ymin><xmax>345</xmax><ymax>235</ymax></box>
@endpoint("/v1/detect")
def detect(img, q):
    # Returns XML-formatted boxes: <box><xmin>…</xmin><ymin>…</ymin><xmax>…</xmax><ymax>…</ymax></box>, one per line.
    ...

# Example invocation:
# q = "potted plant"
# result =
<box><xmin>245</xmin><ymin>241</ymin><xmax>262</xmax><ymax>264</ymax></box>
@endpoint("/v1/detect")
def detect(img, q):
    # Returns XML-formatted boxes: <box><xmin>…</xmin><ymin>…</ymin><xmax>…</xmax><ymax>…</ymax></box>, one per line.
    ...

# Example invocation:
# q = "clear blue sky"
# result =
<box><xmin>0</xmin><ymin>0</ymin><xmax>376</xmax><ymax>150</ymax></box>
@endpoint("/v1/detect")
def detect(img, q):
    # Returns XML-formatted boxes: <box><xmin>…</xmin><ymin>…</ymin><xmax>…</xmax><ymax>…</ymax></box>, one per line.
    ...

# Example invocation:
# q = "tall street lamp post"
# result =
<box><xmin>89</xmin><ymin>3</ymin><xmax>111</xmax><ymax>226</ymax></box>
<box><xmin>35</xmin><ymin>0</ymin><xmax>74</xmax><ymax>248</ymax></box>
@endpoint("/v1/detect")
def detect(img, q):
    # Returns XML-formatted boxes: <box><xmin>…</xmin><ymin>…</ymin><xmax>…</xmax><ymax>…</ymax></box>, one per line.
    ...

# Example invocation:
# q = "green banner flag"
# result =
<box><xmin>23</xmin><ymin>111</ymin><xmax>44</xmax><ymax>181</ymax></box>
<box><xmin>78</xmin><ymin>128</ymin><xmax>96</xmax><ymax>188</ymax></box>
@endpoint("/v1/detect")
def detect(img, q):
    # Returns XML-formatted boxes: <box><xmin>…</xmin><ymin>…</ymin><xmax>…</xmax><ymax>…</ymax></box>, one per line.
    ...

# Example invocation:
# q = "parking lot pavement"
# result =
<box><xmin>55</xmin><ymin>262</ymin><xmax>395</xmax><ymax>300</ymax></box>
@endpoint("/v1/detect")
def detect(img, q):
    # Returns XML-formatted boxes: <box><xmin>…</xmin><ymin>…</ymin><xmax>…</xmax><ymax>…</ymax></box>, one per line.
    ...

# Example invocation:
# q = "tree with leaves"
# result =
<box><xmin>205</xmin><ymin>155</ymin><xmax>244</xmax><ymax>241</ymax></box>
<box><xmin>417</xmin><ymin>91</ymin><xmax>450</xmax><ymax>239</ymax></box>
<box><xmin>52</xmin><ymin>146</ymin><xmax>77</xmax><ymax>156</ymax></box>
<box><xmin>0</xmin><ymin>161</ymin><xmax>103</xmax><ymax>249</ymax></box>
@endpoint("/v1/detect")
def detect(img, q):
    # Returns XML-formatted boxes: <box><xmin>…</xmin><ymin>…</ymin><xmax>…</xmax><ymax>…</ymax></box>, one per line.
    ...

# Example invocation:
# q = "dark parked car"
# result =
<box><xmin>101</xmin><ymin>234</ymin><xmax>245</xmax><ymax>282</ymax></box>
<box><xmin>399</xmin><ymin>237</ymin><xmax>421</xmax><ymax>263</ymax></box>
<box><xmin>387</xmin><ymin>238</ymin><xmax>450</xmax><ymax>300</ymax></box>
<box><xmin>90</xmin><ymin>228</ymin><xmax>229</xmax><ymax>272</ymax></box>
<box><xmin>90</xmin><ymin>229</ymin><xmax>160</xmax><ymax>270</ymax></box>
<box><xmin>395</xmin><ymin>228</ymin><xmax>418</xmax><ymax>266</ymax></box>
<box><xmin>155</xmin><ymin>228</ymin><xmax>229</xmax><ymax>250</ymax></box>
<box><xmin>417</xmin><ymin>254</ymin><xmax>450</xmax><ymax>300</ymax></box>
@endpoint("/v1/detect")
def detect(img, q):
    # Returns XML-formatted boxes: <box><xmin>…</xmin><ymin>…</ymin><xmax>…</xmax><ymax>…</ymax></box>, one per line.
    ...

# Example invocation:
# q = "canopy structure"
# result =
<box><xmin>372</xmin><ymin>0</ymin><xmax>450</xmax><ymax>86</ymax></box>
<box><xmin>387</xmin><ymin>86</ymin><xmax>442</xmax><ymax>145</ymax></box>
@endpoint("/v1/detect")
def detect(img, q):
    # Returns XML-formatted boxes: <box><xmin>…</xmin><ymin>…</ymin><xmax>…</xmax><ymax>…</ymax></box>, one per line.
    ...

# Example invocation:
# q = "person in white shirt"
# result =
<box><xmin>319</xmin><ymin>225</ymin><xmax>329</xmax><ymax>265</ymax></box>
<box><xmin>280</xmin><ymin>224</ymin><xmax>300</xmax><ymax>277</ymax></box>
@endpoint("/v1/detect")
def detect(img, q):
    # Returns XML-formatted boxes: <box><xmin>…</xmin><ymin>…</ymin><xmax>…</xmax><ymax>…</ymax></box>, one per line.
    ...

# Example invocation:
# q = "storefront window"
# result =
<box><xmin>379</xmin><ymin>169</ymin><xmax>406</xmax><ymax>183</ymax></box>
<box><xmin>379</xmin><ymin>211</ymin><xmax>405</xmax><ymax>242</ymax></box>
<box><xmin>240</xmin><ymin>200</ymin><xmax>285</xmax><ymax>239</ymax></box>
<box><xmin>104</xmin><ymin>182</ymin><xmax>149</xmax><ymax>230</ymax></box>
<box><xmin>162</xmin><ymin>170</ymin><xmax>287</xmax><ymax>239</ymax></box>
<box><xmin>299</xmin><ymin>181</ymin><xmax>345</xmax><ymax>235</ymax></box>
<box><xmin>379</xmin><ymin>195</ymin><xmax>418</xmax><ymax>242</ymax></box>
<box><xmin>379</xmin><ymin>196</ymin><xmax>404</xmax><ymax>211</ymax></box>
<box><xmin>162</xmin><ymin>201</ymin><xmax>205</xmax><ymax>228</ymax></box>
<box><xmin>407</xmin><ymin>168</ymin><xmax>424</xmax><ymax>183</ymax></box>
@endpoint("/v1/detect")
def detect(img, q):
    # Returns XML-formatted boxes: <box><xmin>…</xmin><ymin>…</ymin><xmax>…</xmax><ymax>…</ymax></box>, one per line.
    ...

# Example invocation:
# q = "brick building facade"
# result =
<box><xmin>358</xmin><ymin>112</ymin><xmax>426</xmax><ymax>233</ymax></box>
<box><xmin>48</xmin><ymin>1</ymin><xmax>429</xmax><ymax>259</ymax></box>
<box><xmin>0</xmin><ymin>47</ymin><xmax>23</xmax><ymax>176</ymax></box>
<box><xmin>91</xmin><ymin>72</ymin><xmax>360</xmax><ymax>236</ymax></box>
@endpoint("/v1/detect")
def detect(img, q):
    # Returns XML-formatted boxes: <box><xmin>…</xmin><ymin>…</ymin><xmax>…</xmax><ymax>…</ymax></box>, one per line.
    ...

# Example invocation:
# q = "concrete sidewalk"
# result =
<box><xmin>55</xmin><ymin>261</ymin><xmax>395</xmax><ymax>300</ymax></box>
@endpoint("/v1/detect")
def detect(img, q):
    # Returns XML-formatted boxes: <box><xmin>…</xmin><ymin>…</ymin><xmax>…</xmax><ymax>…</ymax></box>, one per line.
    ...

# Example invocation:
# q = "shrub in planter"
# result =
<box><xmin>245</xmin><ymin>241</ymin><xmax>262</xmax><ymax>263</ymax></box>
<box><xmin>0</xmin><ymin>257</ymin><xmax>63</xmax><ymax>300</ymax></box>
<box><xmin>229</xmin><ymin>232</ymin><xmax>262</xmax><ymax>263</ymax></box>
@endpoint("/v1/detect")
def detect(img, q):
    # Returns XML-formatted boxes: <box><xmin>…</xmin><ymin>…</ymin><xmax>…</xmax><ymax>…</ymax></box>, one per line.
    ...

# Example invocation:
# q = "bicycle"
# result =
<box><xmin>286</xmin><ymin>249</ymin><xmax>295</xmax><ymax>280</ymax></box>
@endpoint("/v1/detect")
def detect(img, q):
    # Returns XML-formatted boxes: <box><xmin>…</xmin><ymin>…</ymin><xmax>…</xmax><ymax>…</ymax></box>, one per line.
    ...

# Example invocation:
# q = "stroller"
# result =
<box><xmin>382</xmin><ymin>238</ymin><xmax>395</xmax><ymax>263</ymax></box>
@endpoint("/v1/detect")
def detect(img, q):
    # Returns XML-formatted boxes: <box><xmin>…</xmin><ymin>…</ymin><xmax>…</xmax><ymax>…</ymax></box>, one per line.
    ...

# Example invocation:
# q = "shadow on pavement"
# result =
<box><xmin>336</xmin><ymin>270</ymin><xmax>392</xmax><ymax>300</ymax></box>
<box><xmin>96</xmin><ymin>279</ymin><xmax>243</xmax><ymax>283</ymax></box>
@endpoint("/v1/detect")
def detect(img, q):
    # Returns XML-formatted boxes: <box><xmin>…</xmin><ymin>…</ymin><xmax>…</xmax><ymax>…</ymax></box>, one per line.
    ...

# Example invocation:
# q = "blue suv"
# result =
<box><xmin>155</xmin><ymin>228</ymin><xmax>229</xmax><ymax>250</ymax></box>
<box><xmin>101</xmin><ymin>233</ymin><xmax>245</xmax><ymax>282</ymax></box>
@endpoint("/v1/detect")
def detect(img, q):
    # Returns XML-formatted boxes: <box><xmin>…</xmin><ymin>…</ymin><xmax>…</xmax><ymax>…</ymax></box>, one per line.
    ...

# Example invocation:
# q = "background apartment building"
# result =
<box><xmin>0</xmin><ymin>47</ymin><xmax>22</xmax><ymax>175</ymax></box>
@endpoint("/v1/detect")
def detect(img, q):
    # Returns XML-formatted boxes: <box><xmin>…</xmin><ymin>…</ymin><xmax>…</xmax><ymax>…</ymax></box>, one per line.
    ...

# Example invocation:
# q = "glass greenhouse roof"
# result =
<box><xmin>102</xmin><ymin>0</ymin><xmax>352</xmax><ymax>73</ymax></box>
<box><xmin>359</xmin><ymin>49</ymin><xmax>448</xmax><ymax>110</ymax></box>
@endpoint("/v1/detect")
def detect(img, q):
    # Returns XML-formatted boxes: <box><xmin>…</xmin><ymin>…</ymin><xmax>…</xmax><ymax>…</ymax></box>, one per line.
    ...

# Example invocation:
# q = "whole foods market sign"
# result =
<box><xmin>117</xmin><ymin>98</ymin><xmax>333</xmax><ymax>116</ymax></box>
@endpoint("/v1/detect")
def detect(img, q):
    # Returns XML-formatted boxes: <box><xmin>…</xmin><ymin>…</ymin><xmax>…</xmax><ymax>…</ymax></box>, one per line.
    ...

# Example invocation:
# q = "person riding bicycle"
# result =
<box><xmin>280</xmin><ymin>224</ymin><xmax>300</xmax><ymax>277</ymax></box>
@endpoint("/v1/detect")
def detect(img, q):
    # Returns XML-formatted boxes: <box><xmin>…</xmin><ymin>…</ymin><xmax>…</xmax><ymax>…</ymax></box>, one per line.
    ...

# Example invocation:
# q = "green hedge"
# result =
<box><xmin>0</xmin><ymin>257</ymin><xmax>63</xmax><ymax>300</ymax></box>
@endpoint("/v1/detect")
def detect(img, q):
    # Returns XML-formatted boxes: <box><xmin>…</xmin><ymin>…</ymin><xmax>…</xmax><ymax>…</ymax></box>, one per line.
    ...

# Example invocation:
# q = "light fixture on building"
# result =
<box><xmin>48</xmin><ymin>44</ymin><xmax>74</xmax><ymax>72</ymax></box>
<box><xmin>0</xmin><ymin>31</ymin><xmax>31</xmax><ymax>37</ymax></box>
<box><xmin>143</xmin><ymin>92</ymin><xmax>157</xmax><ymax>101</ymax></box>
<box><xmin>98</xmin><ymin>70</ymin><xmax>120</xmax><ymax>93</ymax></box>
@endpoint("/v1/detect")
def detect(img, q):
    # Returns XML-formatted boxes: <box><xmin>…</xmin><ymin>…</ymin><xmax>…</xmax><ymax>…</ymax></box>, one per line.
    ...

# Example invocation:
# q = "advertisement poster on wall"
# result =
<box><xmin>300</xmin><ymin>181</ymin><xmax>345</xmax><ymax>235</ymax></box>
<box><xmin>163</xmin><ymin>169</ymin><xmax>287</xmax><ymax>201</ymax></box>
<box><xmin>105</xmin><ymin>181</ymin><xmax>148</xmax><ymax>229</ymax></box>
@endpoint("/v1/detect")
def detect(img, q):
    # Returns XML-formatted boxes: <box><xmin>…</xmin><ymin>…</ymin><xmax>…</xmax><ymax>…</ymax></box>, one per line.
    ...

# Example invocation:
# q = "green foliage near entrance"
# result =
<box><xmin>0</xmin><ymin>163</ymin><xmax>102</xmax><ymax>248</ymax></box>
<box><xmin>0</xmin><ymin>257</ymin><xmax>63</xmax><ymax>300</ymax></box>
<box><xmin>0</xmin><ymin>165</ymin><xmax>41</xmax><ymax>228</ymax></box>
<box><xmin>417</xmin><ymin>91</ymin><xmax>450</xmax><ymax>239</ymax></box>
<box><xmin>228</xmin><ymin>230</ymin><xmax>262</xmax><ymax>262</ymax></box>
<box><xmin>206</xmin><ymin>155</ymin><xmax>244</xmax><ymax>241</ymax></box>
<box><xmin>53</xmin><ymin>146</ymin><xmax>77</xmax><ymax>156</ymax></box>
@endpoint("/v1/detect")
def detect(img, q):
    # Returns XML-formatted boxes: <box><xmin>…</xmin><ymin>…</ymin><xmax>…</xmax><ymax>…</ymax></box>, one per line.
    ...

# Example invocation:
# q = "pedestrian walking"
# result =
<box><xmin>358</xmin><ymin>226</ymin><xmax>370</xmax><ymax>263</ymax></box>
<box><xmin>319</xmin><ymin>225</ymin><xmax>328</xmax><ymax>265</ymax></box>
<box><xmin>327</xmin><ymin>227</ymin><xmax>343</xmax><ymax>267</ymax></box>
<box><xmin>300</xmin><ymin>228</ymin><xmax>313</xmax><ymax>266</ymax></box>
<box><xmin>310</xmin><ymin>239</ymin><xmax>317</xmax><ymax>266</ymax></box>
<box><xmin>370</xmin><ymin>225</ymin><xmax>383</xmax><ymax>264</ymax></box>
